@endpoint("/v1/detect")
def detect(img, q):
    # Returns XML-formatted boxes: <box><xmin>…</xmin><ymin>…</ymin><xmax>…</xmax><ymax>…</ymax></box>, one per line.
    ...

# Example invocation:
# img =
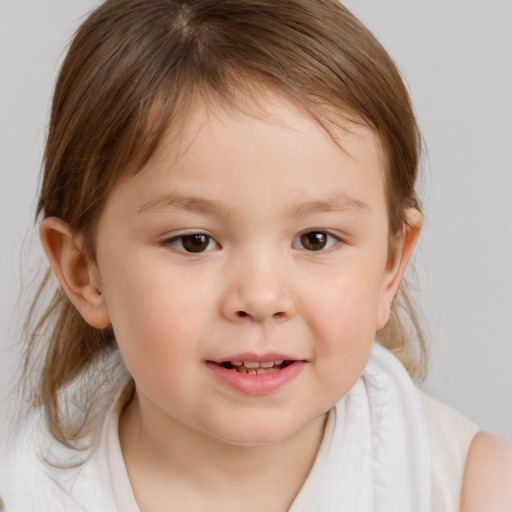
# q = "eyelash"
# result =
<box><xmin>165</xmin><ymin>233</ymin><xmax>220</xmax><ymax>253</ymax></box>
<box><xmin>164</xmin><ymin>230</ymin><xmax>341</xmax><ymax>254</ymax></box>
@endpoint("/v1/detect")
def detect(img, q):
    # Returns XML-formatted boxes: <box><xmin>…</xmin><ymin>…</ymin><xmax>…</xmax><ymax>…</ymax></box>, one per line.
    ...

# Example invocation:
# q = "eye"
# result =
<box><xmin>293</xmin><ymin>230</ymin><xmax>339</xmax><ymax>251</ymax></box>
<box><xmin>166</xmin><ymin>233</ymin><xmax>219</xmax><ymax>253</ymax></box>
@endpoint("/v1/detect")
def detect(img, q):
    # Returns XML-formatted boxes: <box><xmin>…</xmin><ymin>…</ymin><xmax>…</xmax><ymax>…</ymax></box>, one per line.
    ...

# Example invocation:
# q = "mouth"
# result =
<box><xmin>206</xmin><ymin>356</ymin><xmax>306</xmax><ymax>395</ymax></box>
<box><xmin>216</xmin><ymin>360</ymin><xmax>295</xmax><ymax>375</ymax></box>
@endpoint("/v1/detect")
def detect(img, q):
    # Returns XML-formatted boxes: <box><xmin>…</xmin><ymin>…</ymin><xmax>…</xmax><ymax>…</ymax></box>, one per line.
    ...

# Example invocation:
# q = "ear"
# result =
<box><xmin>39</xmin><ymin>217</ymin><xmax>111</xmax><ymax>329</ymax></box>
<box><xmin>375</xmin><ymin>208</ymin><xmax>422</xmax><ymax>330</ymax></box>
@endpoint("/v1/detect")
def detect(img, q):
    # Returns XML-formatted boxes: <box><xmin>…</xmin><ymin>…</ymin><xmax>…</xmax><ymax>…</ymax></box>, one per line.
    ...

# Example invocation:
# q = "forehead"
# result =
<box><xmin>108</xmin><ymin>90</ymin><xmax>387</xmax><ymax>219</ymax></box>
<box><xmin>148</xmin><ymin>90</ymin><xmax>383</xmax><ymax>175</ymax></box>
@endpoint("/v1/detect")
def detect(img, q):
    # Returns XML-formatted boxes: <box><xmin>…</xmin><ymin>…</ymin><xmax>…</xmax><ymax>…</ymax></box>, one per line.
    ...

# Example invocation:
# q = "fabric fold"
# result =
<box><xmin>306</xmin><ymin>342</ymin><xmax>431</xmax><ymax>511</ymax></box>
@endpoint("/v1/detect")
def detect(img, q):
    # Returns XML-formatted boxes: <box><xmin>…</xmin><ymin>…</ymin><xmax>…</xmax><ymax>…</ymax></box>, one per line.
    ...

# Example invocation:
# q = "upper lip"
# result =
<box><xmin>209</xmin><ymin>352</ymin><xmax>304</xmax><ymax>364</ymax></box>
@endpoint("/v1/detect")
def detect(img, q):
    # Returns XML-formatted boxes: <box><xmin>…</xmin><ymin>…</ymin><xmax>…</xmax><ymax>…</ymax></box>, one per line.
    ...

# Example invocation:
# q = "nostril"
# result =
<box><xmin>234</xmin><ymin>310</ymin><xmax>287</xmax><ymax>320</ymax></box>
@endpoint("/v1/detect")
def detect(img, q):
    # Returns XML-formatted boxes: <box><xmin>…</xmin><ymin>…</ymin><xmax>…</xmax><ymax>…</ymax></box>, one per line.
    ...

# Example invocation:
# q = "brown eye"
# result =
<box><xmin>301</xmin><ymin>232</ymin><xmax>327</xmax><ymax>250</ymax></box>
<box><xmin>169</xmin><ymin>234</ymin><xmax>218</xmax><ymax>253</ymax></box>
<box><xmin>182</xmin><ymin>234</ymin><xmax>209</xmax><ymax>252</ymax></box>
<box><xmin>295</xmin><ymin>231</ymin><xmax>338</xmax><ymax>251</ymax></box>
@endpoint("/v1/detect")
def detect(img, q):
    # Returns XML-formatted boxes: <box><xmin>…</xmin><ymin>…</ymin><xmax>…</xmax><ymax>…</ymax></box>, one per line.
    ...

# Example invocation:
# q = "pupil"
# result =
<box><xmin>183</xmin><ymin>234</ymin><xmax>209</xmax><ymax>253</ymax></box>
<box><xmin>301</xmin><ymin>232</ymin><xmax>327</xmax><ymax>251</ymax></box>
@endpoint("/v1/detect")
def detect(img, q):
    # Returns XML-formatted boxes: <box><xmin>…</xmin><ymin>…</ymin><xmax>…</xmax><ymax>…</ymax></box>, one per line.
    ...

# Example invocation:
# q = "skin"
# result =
<box><xmin>460</xmin><ymin>432</ymin><xmax>512</xmax><ymax>510</ymax></box>
<box><xmin>40</xmin><ymin>94</ymin><xmax>511</xmax><ymax>511</ymax></box>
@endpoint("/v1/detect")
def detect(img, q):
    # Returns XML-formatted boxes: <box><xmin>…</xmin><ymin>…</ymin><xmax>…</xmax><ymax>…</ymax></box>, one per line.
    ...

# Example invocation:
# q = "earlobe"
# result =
<box><xmin>376</xmin><ymin>208</ymin><xmax>422</xmax><ymax>330</ymax></box>
<box><xmin>39</xmin><ymin>217</ymin><xmax>111</xmax><ymax>329</ymax></box>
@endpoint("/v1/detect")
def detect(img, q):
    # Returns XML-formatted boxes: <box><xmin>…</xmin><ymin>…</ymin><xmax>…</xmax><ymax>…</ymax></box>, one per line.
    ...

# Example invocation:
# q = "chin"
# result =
<box><xmin>235</xmin><ymin>432</ymin><xmax>295</xmax><ymax>447</ymax></box>
<box><xmin>209</xmin><ymin>424</ymin><xmax>291</xmax><ymax>447</ymax></box>
<box><xmin>203</xmin><ymin>412</ymin><xmax>323</xmax><ymax>448</ymax></box>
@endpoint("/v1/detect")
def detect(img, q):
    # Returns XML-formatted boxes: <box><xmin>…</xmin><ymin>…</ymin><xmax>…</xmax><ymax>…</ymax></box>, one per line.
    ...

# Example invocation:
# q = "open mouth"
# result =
<box><xmin>215</xmin><ymin>360</ymin><xmax>295</xmax><ymax>375</ymax></box>
<box><xmin>207</xmin><ymin>358</ymin><xmax>306</xmax><ymax>394</ymax></box>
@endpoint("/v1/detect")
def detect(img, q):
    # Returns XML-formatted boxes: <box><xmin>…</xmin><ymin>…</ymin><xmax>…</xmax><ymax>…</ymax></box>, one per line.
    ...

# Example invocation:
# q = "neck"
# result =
<box><xmin>119</xmin><ymin>390</ymin><xmax>327</xmax><ymax>511</ymax></box>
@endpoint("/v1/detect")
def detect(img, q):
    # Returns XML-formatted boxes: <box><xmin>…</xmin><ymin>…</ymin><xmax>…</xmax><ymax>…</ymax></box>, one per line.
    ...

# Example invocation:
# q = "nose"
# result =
<box><xmin>220</xmin><ymin>255</ymin><xmax>296</xmax><ymax>324</ymax></box>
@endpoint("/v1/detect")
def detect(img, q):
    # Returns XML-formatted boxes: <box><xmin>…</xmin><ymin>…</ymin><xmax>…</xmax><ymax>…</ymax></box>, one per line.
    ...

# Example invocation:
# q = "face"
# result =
<box><xmin>91</xmin><ymin>93</ymin><xmax>405</xmax><ymax>446</ymax></box>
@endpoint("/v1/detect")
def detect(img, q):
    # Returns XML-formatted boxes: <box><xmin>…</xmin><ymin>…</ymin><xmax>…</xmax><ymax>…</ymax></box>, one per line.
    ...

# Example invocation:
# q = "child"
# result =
<box><xmin>1</xmin><ymin>0</ymin><xmax>511</xmax><ymax>510</ymax></box>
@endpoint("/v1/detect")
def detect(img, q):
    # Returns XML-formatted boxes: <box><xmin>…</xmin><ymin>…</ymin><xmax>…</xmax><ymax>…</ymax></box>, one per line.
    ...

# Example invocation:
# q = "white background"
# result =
<box><xmin>1</xmin><ymin>1</ymin><xmax>511</xmax><ymax>442</ymax></box>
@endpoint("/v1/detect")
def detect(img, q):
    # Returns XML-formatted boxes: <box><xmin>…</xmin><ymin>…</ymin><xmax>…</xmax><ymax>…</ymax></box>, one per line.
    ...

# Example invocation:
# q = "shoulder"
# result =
<box><xmin>460</xmin><ymin>431</ymin><xmax>512</xmax><ymax>511</ymax></box>
<box><xmin>0</xmin><ymin>409</ymin><xmax>114</xmax><ymax>512</ymax></box>
<box><xmin>0</xmin><ymin>414</ymin><xmax>53</xmax><ymax>510</ymax></box>
<box><xmin>416</xmin><ymin>389</ymin><xmax>479</xmax><ymax>510</ymax></box>
<box><xmin>1</xmin><ymin>413</ymin><xmax>41</xmax><ymax>480</ymax></box>
<box><xmin>417</xmin><ymin>389</ymin><xmax>479</xmax><ymax>463</ymax></box>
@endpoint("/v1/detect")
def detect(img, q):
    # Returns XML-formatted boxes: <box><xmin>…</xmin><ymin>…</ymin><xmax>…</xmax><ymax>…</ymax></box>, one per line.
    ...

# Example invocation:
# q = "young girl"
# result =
<box><xmin>1</xmin><ymin>0</ymin><xmax>511</xmax><ymax>510</ymax></box>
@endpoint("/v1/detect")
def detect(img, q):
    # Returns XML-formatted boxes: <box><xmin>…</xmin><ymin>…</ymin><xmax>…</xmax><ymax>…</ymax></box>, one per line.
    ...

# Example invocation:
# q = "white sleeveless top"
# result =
<box><xmin>102</xmin><ymin>388</ymin><xmax>478</xmax><ymax>511</ymax></box>
<box><xmin>0</xmin><ymin>347</ymin><xmax>478</xmax><ymax>511</ymax></box>
<box><xmin>418</xmin><ymin>390</ymin><xmax>479</xmax><ymax>511</ymax></box>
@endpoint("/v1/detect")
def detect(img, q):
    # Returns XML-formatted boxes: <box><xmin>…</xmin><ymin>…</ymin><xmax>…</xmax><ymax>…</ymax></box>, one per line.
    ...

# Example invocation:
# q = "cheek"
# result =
<box><xmin>99</xmin><ymin>257</ymin><xmax>210</xmax><ymax>376</ymax></box>
<box><xmin>319</xmin><ymin>295</ymin><xmax>376</xmax><ymax>378</ymax></box>
<box><xmin>309</xmin><ymin>268</ymin><xmax>384</xmax><ymax>344</ymax></box>
<box><xmin>300</xmin><ymin>267</ymin><xmax>384</xmax><ymax>394</ymax></box>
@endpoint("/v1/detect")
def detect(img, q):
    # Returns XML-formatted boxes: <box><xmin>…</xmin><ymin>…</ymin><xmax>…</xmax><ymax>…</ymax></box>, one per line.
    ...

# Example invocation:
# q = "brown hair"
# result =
<box><xmin>24</xmin><ymin>0</ymin><xmax>427</xmax><ymax>448</ymax></box>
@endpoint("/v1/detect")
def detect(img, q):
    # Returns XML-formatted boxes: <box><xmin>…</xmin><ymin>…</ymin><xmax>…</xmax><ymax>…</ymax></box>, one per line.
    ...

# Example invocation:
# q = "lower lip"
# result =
<box><xmin>206</xmin><ymin>361</ymin><xmax>306</xmax><ymax>396</ymax></box>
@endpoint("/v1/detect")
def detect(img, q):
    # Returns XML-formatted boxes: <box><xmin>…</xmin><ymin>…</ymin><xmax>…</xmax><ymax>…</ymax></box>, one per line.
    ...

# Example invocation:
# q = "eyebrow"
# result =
<box><xmin>138</xmin><ymin>195</ymin><xmax>232</xmax><ymax>217</ymax></box>
<box><xmin>138</xmin><ymin>193</ymin><xmax>370</xmax><ymax>217</ymax></box>
<box><xmin>287</xmin><ymin>194</ymin><xmax>370</xmax><ymax>217</ymax></box>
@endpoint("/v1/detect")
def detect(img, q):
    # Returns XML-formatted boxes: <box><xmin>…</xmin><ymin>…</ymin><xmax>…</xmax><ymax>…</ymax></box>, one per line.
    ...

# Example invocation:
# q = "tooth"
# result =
<box><xmin>260</xmin><ymin>361</ymin><xmax>274</xmax><ymax>368</ymax></box>
<box><xmin>268</xmin><ymin>367</ymin><xmax>279</xmax><ymax>373</ymax></box>
<box><xmin>248</xmin><ymin>370</ymin><xmax>257</xmax><ymax>375</ymax></box>
<box><xmin>274</xmin><ymin>360</ymin><xmax>284</xmax><ymax>366</ymax></box>
<box><xmin>231</xmin><ymin>361</ymin><xmax>243</xmax><ymax>367</ymax></box>
<box><xmin>244</xmin><ymin>362</ymin><xmax>260</xmax><ymax>368</ymax></box>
